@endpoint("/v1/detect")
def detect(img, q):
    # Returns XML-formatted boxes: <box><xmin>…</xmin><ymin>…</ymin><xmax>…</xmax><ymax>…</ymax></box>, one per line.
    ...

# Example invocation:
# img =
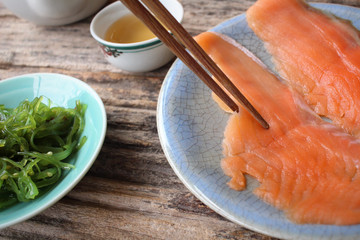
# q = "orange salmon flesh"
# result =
<box><xmin>247</xmin><ymin>0</ymin><xmax>360</xmax><ymax>137</ymax></box>
<box><xmin>195</xmin><ymin>31</ymin><xmax>360</xmax><ymax>225</ymax></box>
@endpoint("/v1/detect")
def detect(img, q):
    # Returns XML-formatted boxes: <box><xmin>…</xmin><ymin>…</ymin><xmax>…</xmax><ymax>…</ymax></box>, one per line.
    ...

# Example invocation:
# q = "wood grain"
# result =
<box><xmin>0</xmin><ymin>0</ymin><xmax>359</xmax><ymax>239</ymax></box>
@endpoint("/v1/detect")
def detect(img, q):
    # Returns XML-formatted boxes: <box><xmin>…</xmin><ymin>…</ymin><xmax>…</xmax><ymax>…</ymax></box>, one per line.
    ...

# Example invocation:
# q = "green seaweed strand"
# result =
<box><xmin>0</xmin><ymin>97</ymin><xmax>86</xmax><ymax>208</ymax></box>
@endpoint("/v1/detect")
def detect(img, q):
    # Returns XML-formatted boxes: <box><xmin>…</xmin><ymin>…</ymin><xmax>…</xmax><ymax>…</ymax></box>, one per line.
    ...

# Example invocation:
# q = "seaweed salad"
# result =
<box><xmin>0</xmin><ymin>96</ymin><xmax>86</xmax><ymax>208</ymax></box>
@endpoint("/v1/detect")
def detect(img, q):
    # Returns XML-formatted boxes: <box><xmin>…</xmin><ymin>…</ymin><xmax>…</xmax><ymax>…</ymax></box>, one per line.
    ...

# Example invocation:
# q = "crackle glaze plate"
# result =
<box><xmin>157</xmin><ymin>3</ymin><xmax>360</xmax><ymax>240</ymax></box>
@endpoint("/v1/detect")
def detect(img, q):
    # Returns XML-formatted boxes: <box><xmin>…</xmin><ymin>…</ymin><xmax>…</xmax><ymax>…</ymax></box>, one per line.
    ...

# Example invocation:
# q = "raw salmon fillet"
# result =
<box><xmin>247</xmin><ymin>0</ymin><xmax>360</xmax><ymax>136</ymax></box>
<box><xmin>195</xmin><ymin>31</ymin><xmax>360</xmax><ymax>225</ymax></box>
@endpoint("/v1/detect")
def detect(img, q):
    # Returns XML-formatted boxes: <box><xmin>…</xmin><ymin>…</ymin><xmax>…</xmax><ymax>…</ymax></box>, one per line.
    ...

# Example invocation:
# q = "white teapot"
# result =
<box><xmin>1</xmin><ymin>0</ymin><xmax>107</xmax><ymax>25</ymax></box>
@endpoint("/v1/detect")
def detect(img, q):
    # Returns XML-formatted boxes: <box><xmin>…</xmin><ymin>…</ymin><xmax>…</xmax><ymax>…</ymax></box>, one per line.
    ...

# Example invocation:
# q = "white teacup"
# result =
<box><xmin>90</xmin><ymin>0</ymin><xmax>184</xmax><ymax>73</ymax></box>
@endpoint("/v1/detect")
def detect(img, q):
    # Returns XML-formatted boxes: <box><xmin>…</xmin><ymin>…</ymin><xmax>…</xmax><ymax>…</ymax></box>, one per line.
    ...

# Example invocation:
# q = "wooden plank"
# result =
<box><xmin>0</xmin><ymin>177</ymin><xmax>275</xmax><ymax>240</ymax></box>
<box><xmin>1</xmin><ymin>0</ymin><xmax>359</xmax><ymax>239</ymax></box>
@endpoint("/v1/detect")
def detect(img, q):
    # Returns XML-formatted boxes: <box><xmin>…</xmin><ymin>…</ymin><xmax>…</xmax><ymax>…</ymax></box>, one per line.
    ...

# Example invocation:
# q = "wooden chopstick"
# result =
<box><xmin>119</xmin><ymin>0</ymin><xmax>269</xmax><ymax>129</ymax></box>
<box><xmin>119</xmin><ymin>0</ymin><xmax>238</xmax><ymax>113</ymax></box>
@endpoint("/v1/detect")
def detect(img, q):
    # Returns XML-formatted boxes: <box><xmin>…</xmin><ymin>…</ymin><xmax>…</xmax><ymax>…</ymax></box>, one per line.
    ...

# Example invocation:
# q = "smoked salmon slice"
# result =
<box><xmin>246</xmin><ymin>0</ymin><xmax>360</xmax><ymax>137</ymax></box>
<box><xmin>195</xmin><ymin>31</ymin><xmax>360</xmax><ymax>225</ymax></box>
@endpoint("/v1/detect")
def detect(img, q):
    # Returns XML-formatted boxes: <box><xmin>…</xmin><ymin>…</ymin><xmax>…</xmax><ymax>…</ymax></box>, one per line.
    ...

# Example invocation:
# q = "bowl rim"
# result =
<box><xmin>90</xmin><ymin>0</ymin><xmax>184</xmax><ymax>50</ymax></box>
<box><xmin>0</xmin><ymin>72</ymin><xmax>107</xmax><ymax>229</ymax></box>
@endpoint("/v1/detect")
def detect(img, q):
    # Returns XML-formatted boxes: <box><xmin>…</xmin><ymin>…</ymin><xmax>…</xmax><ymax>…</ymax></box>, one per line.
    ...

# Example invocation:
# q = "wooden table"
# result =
<box><xmin>0</xmin><ymin>0</ymin><xmax>359</xmax><ymax>239</ymax></box>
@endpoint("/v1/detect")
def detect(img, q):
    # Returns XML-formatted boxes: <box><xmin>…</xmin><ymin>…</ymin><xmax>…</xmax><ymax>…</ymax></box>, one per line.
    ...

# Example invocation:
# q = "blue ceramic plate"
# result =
<box><xmin>157</xmin><ymin>3</ymin><xmax>360</xmax><ymax>239</ymax></box>
<box><xmin>0</xmin><ymin>73</ymin><xmax>107</xmax><ymax>229</ymax></box>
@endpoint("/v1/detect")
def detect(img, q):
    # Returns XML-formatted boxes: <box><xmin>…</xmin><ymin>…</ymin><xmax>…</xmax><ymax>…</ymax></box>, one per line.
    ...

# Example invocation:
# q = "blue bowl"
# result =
<box><xmin>0</xmin><ymin>73</ymin><xmax>107</xmax><ymax>228</ymax></box>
